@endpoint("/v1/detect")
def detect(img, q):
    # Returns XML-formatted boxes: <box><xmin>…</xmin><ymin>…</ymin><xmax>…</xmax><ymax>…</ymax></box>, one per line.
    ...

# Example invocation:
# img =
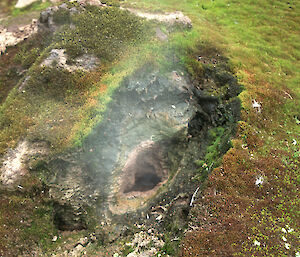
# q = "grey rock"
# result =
<box><xmin>155</xmin><ymin>28</ymin><xmax>168</xmax><ymax>42</ymax></box>
<box><xmin>59</xmin><ymin>3</ymin><xmax>68</xmax><ymax>9</ymax></box>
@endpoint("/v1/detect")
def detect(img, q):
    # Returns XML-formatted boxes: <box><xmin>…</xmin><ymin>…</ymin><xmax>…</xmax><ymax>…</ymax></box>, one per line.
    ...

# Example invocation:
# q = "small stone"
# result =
<box><xmin>52</xmin><ymin>236</ymin><xmax>58</xmax><ymax>242</ymax></box>
<box><xmin>75</xmin><ymin>244</ymin><xmax>84</xmax><ymax>252</ymax></box>
<box><xmin>59</xmin><ymin>3</ymin><xmax>68</xmax><ymax>9</ymax></box>
<box><xmin>15</xmin><ymin>0</ymin><xmax>38</xmax><ymax>8</ymax></box>
<box><xmin>70</xmin><ymin>7</ymin><xmax>79</xmax><ymax>15</ymax></box>
<box><xmin>156</xmin><ymin>215</ymin><xmax>163</xmax><ymax>221</ymax></box>
<box><xmin>252</xmin><ymin>99</ymin><xmax>261</xmax><ymax>113</ymax></box>
<box><xmin>253</xmin><ymin>240</ymin><xmax>260</xmax><ymax>246</ymax></box>
<box><xmin>255</xmin><ymin>176</ymin><xmax>264</xmax><ymax>186</ymax></box>
<box><xmin>90</xmin><ymin>234</ymin><xmax>97</xmax><ymax>242</ymax></box>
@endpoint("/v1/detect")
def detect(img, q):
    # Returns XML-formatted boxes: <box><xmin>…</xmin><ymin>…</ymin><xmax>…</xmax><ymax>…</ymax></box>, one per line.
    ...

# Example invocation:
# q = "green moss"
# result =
<box><xmin>195</xmin><ymin>127</ymin><xmax>231</xmax><ymax>182</ymax></box>
<box><xmin>20</xmin><ymin>204</ymin><xmax>56</xmax><ymax>251</ymax></box>
<box><xmin>0</xmin><ymin>183</ymin><xmax>57</xmax><ymax>255</ymax></box>
<box><xmin>101</xmin><ymin>0</ymin><xmax>121</xmax><ymax>7</ymax></box>
<box><xmin>12</xmin><ymin>32</ymin><xmax>52</xmax><ymax>70</ymax></box>
<box><xmin>14</xmin><ymin>47</ymin><xmax>40</xmax><ymax>69</ymax></box>
<box><xmin>122</xmin><ymin>245</ymin><xmax>134</xmax><ymax>255</ymax></box>
<box><xmin>52</xmin><ymin>8</ymin><xmax>71</xmax><ymax>25</ymax></box>
<box><xmin>160</xmin><ymin>234</ymin><xmax>180</xmax><ymax>256</ymax></box>
<box><xmin>55</xmin><ymin>6</ymin><xmax>151</xmax><ymax>61</ymax></box>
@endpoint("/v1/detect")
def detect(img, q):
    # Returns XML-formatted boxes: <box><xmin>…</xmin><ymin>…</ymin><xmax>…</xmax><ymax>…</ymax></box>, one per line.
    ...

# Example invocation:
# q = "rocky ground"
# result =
<box><xmin>1</xmin><ymin>0</ymin><xmax>298</xmax><ymax>256</ymax></box>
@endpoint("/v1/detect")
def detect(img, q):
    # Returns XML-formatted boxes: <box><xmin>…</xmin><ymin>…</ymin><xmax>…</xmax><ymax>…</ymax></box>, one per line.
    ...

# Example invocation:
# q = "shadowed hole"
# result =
<box><xmin>121</xmin><ymin>142</ymin><xmax>167</xmax><ymax>194</ymax></box>
<box><xmin>124</xmin><ymin>164</ymin><xmax>161</xmax><ymax>193</ymax></box>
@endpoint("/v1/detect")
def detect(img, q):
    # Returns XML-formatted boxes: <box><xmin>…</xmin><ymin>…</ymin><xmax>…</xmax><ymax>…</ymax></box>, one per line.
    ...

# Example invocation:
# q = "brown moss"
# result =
<box><xmin>0</xmin><ymin>47</ymin><xmax>23</xmax><ymax>104</ymax></box>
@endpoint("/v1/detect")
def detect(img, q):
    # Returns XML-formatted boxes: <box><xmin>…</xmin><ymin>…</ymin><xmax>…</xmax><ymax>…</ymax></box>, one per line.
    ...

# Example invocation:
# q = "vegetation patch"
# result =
<box><xmin>123</xmin><ymin>0</ymin><xmax>299</xmax><ymax>255</ymax></box>
<box><xmin>1</xmin><ymin>0</ymin><xmax>299</xmax><ymax>255</ymax></box>
<box><xmin>0</xmin><ymin>5</ymin><xmax>152</xmax><ymax>155</ymax></box>
<box><xmin>55</xmin><ymin>6</ymin><xmax>150</xmax><ymax>61</ymax></box>
<box><xmin>0</xmin><ymin>176</ymin><xmax>57</xmax><ymax>255</ymax></box>
<box><xmin>11</xmin><ymin>0</ymin><xmax>51</xmax><ymax>17</ymax></box>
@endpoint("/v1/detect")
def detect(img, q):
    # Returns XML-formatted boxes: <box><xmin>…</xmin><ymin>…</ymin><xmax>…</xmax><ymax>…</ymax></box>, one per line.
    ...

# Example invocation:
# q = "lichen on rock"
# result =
<box><xmin>0</xmin><ymin>140</ymin><xmax>49</xmax><ymax>186</ymax></box>
<box><xmin>41</xmin><ymin>48</ymin><xmax>100</xmax><ymax>71</ymax></box>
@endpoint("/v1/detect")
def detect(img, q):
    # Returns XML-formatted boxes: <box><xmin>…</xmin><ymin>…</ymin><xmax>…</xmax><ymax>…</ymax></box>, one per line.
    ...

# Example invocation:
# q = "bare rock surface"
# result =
<box><xmin>124</xmin><ymin>8</ymin><xmax>192</xmax><ymax>28</ymax></box>
<box><xmin>0</xmin><ymin>19</ymin><xmax>38</xmax><ymax>54</ymax></box>
<box><xmin>15</xmin><ymin>0</ymin><xmax>39</xmax><ymax>9</ymax></box>
<box><xmin>127</xmin><ymin>231</ymin><xmax>165</xmax><ymax>257</ymax></box>
<box><xmin>41</xmin><ymin>49</ymin><xmax>100</xmax><ymax>71</ymax></box>
<box><xmin>0</xmin><ymin>140</ymin><xmax>49</xmax><ymax>185</ymax></box>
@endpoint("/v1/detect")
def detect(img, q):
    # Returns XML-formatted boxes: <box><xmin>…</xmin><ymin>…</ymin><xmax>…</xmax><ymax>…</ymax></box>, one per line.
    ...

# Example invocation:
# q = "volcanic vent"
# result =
<box><xmin>120</xmin><ymin>141</ymin><xmax>168</xmax><ymax>196</ymax></box>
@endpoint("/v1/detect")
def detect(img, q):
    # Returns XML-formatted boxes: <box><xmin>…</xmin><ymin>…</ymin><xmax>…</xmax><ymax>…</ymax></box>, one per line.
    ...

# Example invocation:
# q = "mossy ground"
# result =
<box><xmin>0</xmin><ymin>4</ymin><xmax>154</xmax><ymax>254</ymax></box>
<box><xmin>0</xmin><ymin>4</ymin><xmax>152</xmax><ymax>155</ymax></box>
<box><xmin>0</xmin><ymin>0</ymin><xmax>299</xmax><ymax>255</ymax></box>
<box><xmin>123</xmin><ymin>0</ymin><xmax>300</xmax><ymax>256</ymax></box>
<box><xmin>0</xmin><ymin>176</ymin><xmax>56</xmax><ymax>255</ymax></box>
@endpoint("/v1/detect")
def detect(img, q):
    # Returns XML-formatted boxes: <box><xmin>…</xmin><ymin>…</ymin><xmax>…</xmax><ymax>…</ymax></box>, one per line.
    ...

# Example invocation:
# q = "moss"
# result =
<box><xmin>161</xmin><ymin>234</ymin><xmax>180</xmax><ymax>256</ymax></box>
<box><xmin>122</xmin><ymin>245</ymin><xmax>134</xmax><ymax>255</ymax></box>
<box><xmin>194</xmin><ymin>127</ymin><xmax>232</xmax><ymax>182</ymax></box>
<box><xmin>0</xmin><ymin>178</ymin><xmax>57</xmax><ymax>255</ymax></box>
<box><xmin>52</xmin><ymin>8</ymin><xmax>71</xmax><ymax>25</ymax></box>
<box><xmin>1</xmin><ymin>0</ymin><xmax>299</xmax><ymax>255</ymax></box>
<box><xmin>0</xmin><ymin>46</ymin><xmax>24</xmax><ymax>104</ymax></box>
<box><xmin>12</xmin><ymin>31</ymin><xmax>52</xmax><ymax>69</ymax></box>
<box><xmin>101</xmin><ymin>0</ymin><xmax>121</xmax><ymax>7</ymax></box>
<box><xmin>55</xmin><ymin>6</ymin><xmax>151</xmax><ymax>61</ymax></box>
<box><xmin>20</xmin><ymin>204</ymin><xmax>56</xmax><ymax>251</ymax></box>
<box><xmin>14</xmin><ymin>47</ymin><xmax>40</xmax><ymax>69</ymax></box>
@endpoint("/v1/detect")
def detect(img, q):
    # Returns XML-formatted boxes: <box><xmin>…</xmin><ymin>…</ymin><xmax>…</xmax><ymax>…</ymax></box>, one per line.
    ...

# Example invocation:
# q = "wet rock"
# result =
<box><xmin>120</xmin><ymin>141</ymin><xmax>167</xmax><ymax>194</ymax></box>
<box><xmin>39</xmin><ymin>56</ymin><xmax>241</xmax><ymax>235</ymax></box>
